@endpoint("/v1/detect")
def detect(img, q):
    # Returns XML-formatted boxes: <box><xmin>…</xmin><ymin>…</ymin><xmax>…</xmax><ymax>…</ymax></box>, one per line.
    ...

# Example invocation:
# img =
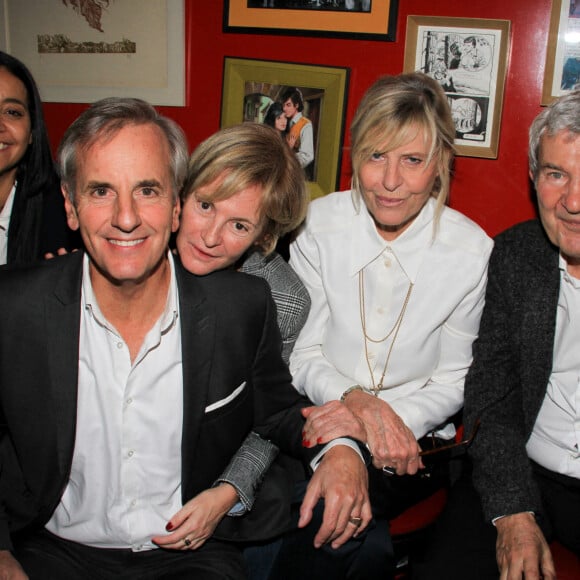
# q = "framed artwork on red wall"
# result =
<box><xmin>0</xmin><ymin>0</ymin><xmax>185</xmax><ymax>106</ymax></box>
<box><xmin>404</xmin><ymin>15</ymin><xmax>511</xmax><ymax>159</ymax></box>
<box><xmin>223</xmin><ymin>1</ymin><xmax>398</xmax><ymax>41</ymax></box>
<box><xmin>221</xmin><ymin>57</ymin><xmax>349</xmax><ymax>199</ymax></box>
<box><xmin>542</xmin><ymin>0</ymin><xmax>580</xmax><ymax>105</ymax></box>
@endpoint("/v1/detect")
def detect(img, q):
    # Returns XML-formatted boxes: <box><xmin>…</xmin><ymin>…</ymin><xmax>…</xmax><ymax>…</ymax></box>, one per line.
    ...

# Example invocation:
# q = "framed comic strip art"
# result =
<box><xmin>224</xmin><ymin>0</ymin><xmax>398</xmax><ymax>41</ymax></box>
<box><xmin>221</xmin><ymin>57</ymin><xmax>349</xmax><ymax>199</ymax></box>
<box><xmin>404</xmin><ymin>16</ymin><xmax>510</xmax><ymax>159</ymax></box>
<box><xmin>543</xmin><ymin>0</ymin><xmax>580</xmax><ymax>105</ymax></box>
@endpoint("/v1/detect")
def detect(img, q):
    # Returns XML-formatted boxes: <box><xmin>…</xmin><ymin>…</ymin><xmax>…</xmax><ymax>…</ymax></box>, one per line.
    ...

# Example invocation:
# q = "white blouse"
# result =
<box><xmin>289</xmin><ymin>191</ymin><xmax>493</xmax><ymax>439</ymax></box>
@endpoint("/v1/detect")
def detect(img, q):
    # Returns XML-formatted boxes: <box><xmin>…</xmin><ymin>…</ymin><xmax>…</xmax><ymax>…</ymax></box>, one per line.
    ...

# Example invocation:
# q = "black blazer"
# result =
<box><xmin>0</xmin><ymin>251</ymin><xmax>313</xmax><ymax>550</ymax></box>
<box><xmin>464</xmin><ymin>219</ymin><xmax>560</xmax><ymax>521</ymax></box>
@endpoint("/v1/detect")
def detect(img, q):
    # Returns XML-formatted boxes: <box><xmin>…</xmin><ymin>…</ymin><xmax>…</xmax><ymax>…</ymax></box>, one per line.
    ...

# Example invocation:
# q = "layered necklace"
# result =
<box><xmin>358</xmin><ymin>267</ymin><xmax>414</xmax><ymax>396</ymax></box>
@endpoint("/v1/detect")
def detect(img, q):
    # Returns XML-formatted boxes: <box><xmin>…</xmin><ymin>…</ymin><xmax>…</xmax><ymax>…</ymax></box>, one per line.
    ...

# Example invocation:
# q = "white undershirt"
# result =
<box><xmin>0</xmin><ymin>183</ymin><xmax>16</xmax><ymax>265</ymax></box>
<box><xmin>46</xmin><ymin>253</ymin><xmax>184</xmax><ymax>550</ymax></box>
<box><xmin>526</xmin><ymin>254</ymin><xmax>580</xmax><ymax>478</ymax></box>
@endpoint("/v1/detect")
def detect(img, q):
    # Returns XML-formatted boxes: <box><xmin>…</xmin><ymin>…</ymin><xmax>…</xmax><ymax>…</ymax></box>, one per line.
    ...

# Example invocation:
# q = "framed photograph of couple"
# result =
<box><xmin>223</xmin><ymin>0</ymin><xmax>399</xmax><ymax>41</ymax></box>
<box><xmin>542</xmin><ymin>0</ymin><xmax>580</xmax><ymax>105</ymax></box>
<box><xmin>221</xmin><ymin>57</ymin><xmax>349</xmax><ymax>199</ymax></box>
<box><xmin>404</xmin><ymin>15</ymin><xmax>511</xmax><ymax>159</ymax></box>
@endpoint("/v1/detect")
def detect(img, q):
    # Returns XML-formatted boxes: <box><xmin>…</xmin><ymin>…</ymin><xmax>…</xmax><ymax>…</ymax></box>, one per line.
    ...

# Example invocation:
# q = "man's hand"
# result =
<box><xmin>0</xmin><ymin>551</ymin><xmax>28</xmax><ymax>580</ymax></box>
<box><xmin>495</xmin><ymin>512</ymin><xmax>556</xmax><ymax>580</ymax></box>
<box><xmin>343</xmin><ymin>390</ymin><xmax>422</xmax><ymax>474</ymax></box>
<box><xmin>299</xmin><ymin>445</ymin><xmax>371</xmax><ymax>550</ymax></box>
<box><xmin>152</xmin><ymin>483</ymin><xmax>239</xmax><ymax>551</ymax></box>
<box><xmin>301</xmin><ymin>401</ymin><xmax>366</xmax><ymax>446</ymax></box>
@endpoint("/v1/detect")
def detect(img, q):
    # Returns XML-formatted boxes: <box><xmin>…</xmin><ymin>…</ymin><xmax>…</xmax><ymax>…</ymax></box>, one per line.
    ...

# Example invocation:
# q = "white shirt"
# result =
<box><xmin>0</xmin><ymin>183</ymin><xmax>16</xmax><ymax>265</ymax></box>
<box><xmin>526</xmin><ymin>254</ymin><xmax>580</xmax><ymax>478</ymax></box>
<box><xmin>289</xmin><ymin>191</ymin><xmax>493</xmax><ymax>439</ymax></box>
<box><xmin>46</xmin><ymin>253</ymin><xmax>183</xmax><ymax>550</ymax></box>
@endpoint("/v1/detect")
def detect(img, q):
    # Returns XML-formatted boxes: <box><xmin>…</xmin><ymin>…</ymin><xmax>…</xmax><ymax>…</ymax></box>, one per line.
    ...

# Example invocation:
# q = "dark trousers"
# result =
<box><xmin>411</xmin><ymin>459</ymin><xmax>580</xmax><ymax>580</ymax></box>
<box><xmin>269</xmin><ymin>459</ymin><xmax>448</xmax><ymax>580</ymax></box>
<box><xmin>14</xmin><ymin>529</ymin><xmax>245</xmax><ymax>580</ymax></box>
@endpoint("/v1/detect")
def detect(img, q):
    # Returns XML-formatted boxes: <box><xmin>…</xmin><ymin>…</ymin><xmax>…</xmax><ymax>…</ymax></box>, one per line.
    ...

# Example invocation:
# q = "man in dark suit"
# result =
<box><xmin>413</xmin><ymin>90</ymin><xmax>580</xmax><ymax>580</ymax></box>
<box><xmin>0</xmin><ymin>97</ymin><xmax>369</xmax><ymax>580</ymax></box>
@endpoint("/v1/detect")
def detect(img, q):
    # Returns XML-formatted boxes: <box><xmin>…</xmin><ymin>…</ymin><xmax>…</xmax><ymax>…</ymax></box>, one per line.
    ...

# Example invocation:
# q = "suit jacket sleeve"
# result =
<box><xmin>464</xmin><ymin>221</ymin><xmax>558</xmax><ymax>522</ymax></box>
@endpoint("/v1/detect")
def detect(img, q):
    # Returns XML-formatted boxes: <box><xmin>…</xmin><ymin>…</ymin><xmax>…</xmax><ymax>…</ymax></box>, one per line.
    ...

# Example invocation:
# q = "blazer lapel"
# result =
<box><xmin>45</xmin><ymin>253</ymin><xmax>83</xmax><ymax>475</ymax></box>
<box><xmin>175</xmin><ymin>261</ymin><xmax>217</xmax><ymax>496</ymax></box>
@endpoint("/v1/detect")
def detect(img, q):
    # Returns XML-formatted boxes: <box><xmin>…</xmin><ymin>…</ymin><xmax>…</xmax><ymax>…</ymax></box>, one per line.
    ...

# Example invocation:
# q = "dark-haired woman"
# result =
<box><xmin>0</xmin><ymin>51</ymin><xmax>74</xmax><ymax>266</ymax></box>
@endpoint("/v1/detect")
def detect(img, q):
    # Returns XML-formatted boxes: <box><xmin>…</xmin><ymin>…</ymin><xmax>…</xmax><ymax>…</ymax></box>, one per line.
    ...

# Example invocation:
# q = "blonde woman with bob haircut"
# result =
<box><xmin>271</xmin><ymin>72</ymin><xmax>494</xmax><ymax>578</ymax></box>
<box><xmin>173</xmin><ymin>124</ymin><xmax>323</xmax><ymax>580</ymax></box>
<box><xmin>177</xmin><ymin>122</ymin><xmax>310</xmax><ymax>362</ymax></box>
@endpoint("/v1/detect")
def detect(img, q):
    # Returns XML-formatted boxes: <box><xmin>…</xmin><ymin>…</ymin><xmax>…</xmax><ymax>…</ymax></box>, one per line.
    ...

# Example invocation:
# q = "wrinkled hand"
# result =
<box><xmin>301</xmin><ymin>401</ymin><xmax>366</xmax><ymax>446</ymax></box>
<box><xmin>495</xmin><ymin>512</ymin><xmax>556</xmax><ymax>580</ymax></box>
<box><xmin>344</xmin><ymin>390</ymin><xmax>422</xmax><ymax>474</ymax></box>
<box><xmin>299</xmin><ymin>445</ymin><xmax>371</xmax><ymax>550</ymax></box>
<box><xmin>152</xmin><ymin>483</ymin><xmax>238</xmax><ymax>551</ymax></box>
<box><xmin>0</xmin><ymin>551</ymin><xmax>28</xmax><ymax>580</ymax></box>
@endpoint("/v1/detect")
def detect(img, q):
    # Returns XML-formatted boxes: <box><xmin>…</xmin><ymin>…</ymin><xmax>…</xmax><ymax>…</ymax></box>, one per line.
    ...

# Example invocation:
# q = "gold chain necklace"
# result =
<box><xmin>358</xmin><ymin>268</ymin><xmax>414</xmax><ymax>396</ymax></box>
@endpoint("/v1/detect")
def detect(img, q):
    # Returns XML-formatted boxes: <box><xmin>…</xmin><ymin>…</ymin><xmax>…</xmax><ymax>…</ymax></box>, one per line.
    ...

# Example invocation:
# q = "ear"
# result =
<box><xmin>171</xmin><ymin>198</ymin><xmax>181</xmax><ymax>233</ymax></box>
<box><xmin>62</xmin><ymin>186</ymin><xmax>79</xmax><ymax>231</ymax></box>
<box><xmin>529</xmin><ymin>169</ymin><xmax>535</xmax><ymax>183</ymax></box>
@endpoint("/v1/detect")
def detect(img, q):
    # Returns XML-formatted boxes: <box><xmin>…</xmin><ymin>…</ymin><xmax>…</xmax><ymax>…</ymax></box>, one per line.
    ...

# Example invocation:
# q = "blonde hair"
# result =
<box><xmin>182</xmin><ymin>123</ymin><xmax>308</xmax><ymax>254</ymax></box>
<box><xmin>350</xmin><ymin>73</ymin><xmax>455</xmax><ymax>220</ymax></box>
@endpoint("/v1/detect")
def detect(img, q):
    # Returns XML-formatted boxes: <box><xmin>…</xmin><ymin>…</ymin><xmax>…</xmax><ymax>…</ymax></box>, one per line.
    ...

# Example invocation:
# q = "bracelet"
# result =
<box><xmin>340</xmin><ymin>385</ymin><xmax>371</xmax><ymax>402</ymax></box>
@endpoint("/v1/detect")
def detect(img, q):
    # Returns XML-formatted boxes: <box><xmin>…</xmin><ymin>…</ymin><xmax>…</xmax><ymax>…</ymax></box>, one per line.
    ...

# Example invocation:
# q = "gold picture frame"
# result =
<box><xmin>221</xmin><ymin>57</ymin><xmax>349</xmax><ymax>199</ymax></box>
<box><xmin>223</xmin><ymin>0</ymin><xmax>398</xmax><ymax>41</ymax></box>
<box><xmin>404</xmin><ymin>15</ymin><xmax>511</xmax><ymax>159</ymax></box>
<box><xmin>542</xmin><ymin>0</ymin><xmax>580</xmax><ymax>105</ymax></box>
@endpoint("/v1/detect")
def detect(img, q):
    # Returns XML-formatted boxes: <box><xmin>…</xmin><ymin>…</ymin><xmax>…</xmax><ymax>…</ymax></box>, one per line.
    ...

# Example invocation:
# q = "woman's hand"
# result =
<box><xmin>343</xmin><ymin>390</ymin><xmax>422</xmax><ymax>474</ymax></box>
<box><xmin>151</xmin><ymin>483</ymin><xmax>239</xmax><ymax>551</ymax></box>
<box><xmin>301</xmin><ymin>401</ymin><xmax>366</xmax><ymax>446</ymax></box>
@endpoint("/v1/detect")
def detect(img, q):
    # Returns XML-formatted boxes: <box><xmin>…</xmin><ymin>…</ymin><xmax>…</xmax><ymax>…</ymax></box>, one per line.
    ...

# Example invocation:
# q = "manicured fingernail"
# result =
<box><xmin>317</xmin><ymin>437</ymin><xmax>323</xmax><ymax>444</ymax></box>
<box><xmin>302</xmin><ymin>439</ymin><xmax>310</xmax><ymax>447</ymax></box>
<box><xmin>165</xmin><ymin>522</ymin><xmax>174</xmax><ymax>531</ymax></box>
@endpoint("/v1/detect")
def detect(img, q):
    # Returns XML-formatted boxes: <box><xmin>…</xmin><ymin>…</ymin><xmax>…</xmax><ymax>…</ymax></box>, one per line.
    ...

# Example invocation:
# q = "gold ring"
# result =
<box><xmin>184</xmin><ymin>537</ymin><xmax>192</xmax><ymax>547</ymax></box>
<box><xmin>348</xmin><ymin>516</ymin><xmax>362</xmax><ymax>526</ymax></box>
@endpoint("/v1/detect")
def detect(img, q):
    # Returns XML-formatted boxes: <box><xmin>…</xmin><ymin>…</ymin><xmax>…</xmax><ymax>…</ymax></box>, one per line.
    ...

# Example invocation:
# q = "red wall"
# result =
<box><xmin>42</xmin><ymin>0</ymin><xmax>553</xmax><ymax>238</ymax></box>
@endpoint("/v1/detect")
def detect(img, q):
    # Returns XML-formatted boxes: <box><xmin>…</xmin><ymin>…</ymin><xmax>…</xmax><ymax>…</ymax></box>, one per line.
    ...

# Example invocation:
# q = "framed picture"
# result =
<box><xmin>0</xmin><ymin>0</ymin><xmax>185</xmax><ymax>106</ymax></box>
<box><xmin>542</xmin><ymin>0</ymin><xmax>580</xmax><ymax>105</ymax></box>
<box><xmin>221</xmin><ymin>57</ymin><xmax>349</xmax><ymax>199</ymax></box>
<box><xmin>223</xmin><ymin>0</ymin><xmax>398</xmax><ymax>41</ymax></box>
<box><xmin>404</xmin><ymin>16</ymin><xmax>510</xmax><ymax>159</ymax></box>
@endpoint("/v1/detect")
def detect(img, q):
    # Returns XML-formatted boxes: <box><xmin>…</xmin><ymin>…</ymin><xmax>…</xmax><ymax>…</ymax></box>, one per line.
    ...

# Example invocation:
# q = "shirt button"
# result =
<box><xmin>383</xmin><ymin>258</ymin><xmax>391</xmax><ymax>267</ymax></box>
<box><xmin>117</xmin><ymin>342</ymin><xmax>123</xmax><ymax>349</ymax></box>
<box><xmin>127</xmin><ymin>398</ymin><xmax>133</xmax><ymax>405</ymax></box>
<box><xmin>128</xmin><ymin>450</ymin><xmax>134</xmax><ymax>458</ymax></box>
<box><xmin>131</xmin><ymin>499</ymin><xmax>137</xmax><ymax>507</ymax></box>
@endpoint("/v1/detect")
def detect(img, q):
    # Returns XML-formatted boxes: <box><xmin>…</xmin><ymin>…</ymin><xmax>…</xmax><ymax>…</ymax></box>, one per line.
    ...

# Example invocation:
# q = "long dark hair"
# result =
<box><xmin>0</xmin><ymin>51</ymin><xmax>62</xmax><ymax>264</ymax></box>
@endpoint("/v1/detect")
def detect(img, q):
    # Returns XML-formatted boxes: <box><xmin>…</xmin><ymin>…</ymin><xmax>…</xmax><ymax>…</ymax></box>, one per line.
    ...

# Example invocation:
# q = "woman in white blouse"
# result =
<box><xmin>276</xmin><ymin>72</ymin><xmax>493</xmax><ymax>579</ymax></box>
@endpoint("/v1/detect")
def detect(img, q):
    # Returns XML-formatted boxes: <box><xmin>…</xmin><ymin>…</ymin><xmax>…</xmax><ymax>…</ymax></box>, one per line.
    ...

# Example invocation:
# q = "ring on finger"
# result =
<box><xmin>184</xmin><ymin>537</ymin><xmax>192</xmax><ymax>547</ymax></box>
<box><xmin>348</xmin><ymin>516</ymin><xmax>363</xmax><ymax>527</ymax></box>
<box><xmin>382</xmin><ymin>465</ymin><xmax>397</xmax><ymax>476</ymax></box>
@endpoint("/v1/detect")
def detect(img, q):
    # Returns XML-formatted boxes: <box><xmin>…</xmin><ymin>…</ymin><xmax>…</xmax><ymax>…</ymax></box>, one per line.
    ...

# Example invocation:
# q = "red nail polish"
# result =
<box><xmin>302</xmin><ymin>439</ymin><xmax>310</xmax><ymax>448</ymax></box>
<box><xmin>166</xmin><ymin>522</ymin><xmax>174</xmax><ymax>531</ymax></box>
<box><xmin>317</xmin><ymin>437</ymin><xmax>323</xmax><ymax>444</ymax></box>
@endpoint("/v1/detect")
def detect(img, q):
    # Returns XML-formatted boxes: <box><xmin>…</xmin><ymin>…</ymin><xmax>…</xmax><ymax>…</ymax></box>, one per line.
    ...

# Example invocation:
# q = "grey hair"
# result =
<box><xmin>529</xmin><ymin>89</ymin><xmax>580</xmax><ymax>182</ymax></box>
<box><xmin>58</xmin><ymin>97</ymin><xmax>188</xmax><ymax>201</ymax></box>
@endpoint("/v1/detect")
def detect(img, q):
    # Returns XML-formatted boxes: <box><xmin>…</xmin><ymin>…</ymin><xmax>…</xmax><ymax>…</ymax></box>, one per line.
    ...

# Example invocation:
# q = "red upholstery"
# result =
<box><xmin>551</xmin><ymin>541</ymin><xmax>580</xmax><ymax>580</ymax></box>
<box><xmin>389</xmin><ymin>488</ymin><xmax>448</xmax><ymax>536</ymax></box>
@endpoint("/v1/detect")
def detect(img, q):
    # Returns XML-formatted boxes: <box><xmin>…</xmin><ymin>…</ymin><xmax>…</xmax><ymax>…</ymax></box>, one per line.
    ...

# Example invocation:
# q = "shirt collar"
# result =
<box><xmin>81</xmin><ymin>251</ymin><xmax>179</xmax><ymax>335</ymax></box>
<box><xmin>349</xmin><ymin>195</ymin><xmax>437</xmax><ymax>282</ymax></box>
